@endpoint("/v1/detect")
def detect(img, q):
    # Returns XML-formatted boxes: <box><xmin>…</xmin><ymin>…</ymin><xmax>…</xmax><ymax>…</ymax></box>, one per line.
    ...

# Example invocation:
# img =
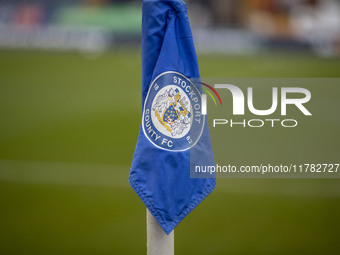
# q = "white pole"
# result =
<box><xmin>147</xmin><ymin>209</ymin><xmax>174</xmax><ymax>255</ymax></box>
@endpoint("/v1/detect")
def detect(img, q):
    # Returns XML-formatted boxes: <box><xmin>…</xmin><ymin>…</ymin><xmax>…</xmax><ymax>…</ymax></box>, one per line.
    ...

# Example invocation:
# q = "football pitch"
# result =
<box><xmin>0</xmin><ymin>49</ymin><xmax>340</xmax><ymax>254</ymax></box>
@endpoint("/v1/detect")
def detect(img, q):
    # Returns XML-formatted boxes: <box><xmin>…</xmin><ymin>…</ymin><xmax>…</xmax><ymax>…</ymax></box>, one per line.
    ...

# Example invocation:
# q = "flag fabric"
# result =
<box><xmin>129</xmin><ymin>0</ymin><xmax>216</xmax><ymax>235</ymax></box>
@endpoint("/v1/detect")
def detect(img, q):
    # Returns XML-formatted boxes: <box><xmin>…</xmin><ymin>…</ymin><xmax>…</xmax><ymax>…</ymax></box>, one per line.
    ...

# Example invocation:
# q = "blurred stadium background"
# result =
<box><xmin>0</xmin><ymin>0</ymin><xmax>340</xmax><ymax>55</ymax></box>
<box><xmin>0</xmin><ymin>0</ymin><xmax>340</xmax><ymax>254</ymax></box>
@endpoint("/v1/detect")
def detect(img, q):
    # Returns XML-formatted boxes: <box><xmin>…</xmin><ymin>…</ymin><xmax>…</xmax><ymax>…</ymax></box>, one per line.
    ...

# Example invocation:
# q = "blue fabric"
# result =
<box><xmin>129</xmin><ymin>0</ymin><xmax>216</xmax><ymax>235</ymax></box>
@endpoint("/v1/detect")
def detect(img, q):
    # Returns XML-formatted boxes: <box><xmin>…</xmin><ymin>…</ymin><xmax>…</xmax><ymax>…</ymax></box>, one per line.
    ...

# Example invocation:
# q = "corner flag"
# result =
<box><xmin>129</xmin><ymin>0</ymin><xmax>216</xmax><ymax>234</ymax></box>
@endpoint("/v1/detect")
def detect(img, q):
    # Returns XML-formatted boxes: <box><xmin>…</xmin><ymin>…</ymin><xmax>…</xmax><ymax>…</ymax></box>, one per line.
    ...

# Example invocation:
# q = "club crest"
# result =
<box><xmin>142</xmin><ymin>71</ymin><xmax>204</xmax><ymax>151</ymax></box>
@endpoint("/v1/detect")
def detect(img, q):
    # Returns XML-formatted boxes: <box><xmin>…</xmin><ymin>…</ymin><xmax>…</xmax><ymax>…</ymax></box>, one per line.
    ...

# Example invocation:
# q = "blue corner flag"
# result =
<box><xmin>129</xmin><ymin>0</ymin><xmax>216</xmax><ymax>235</ymax></box>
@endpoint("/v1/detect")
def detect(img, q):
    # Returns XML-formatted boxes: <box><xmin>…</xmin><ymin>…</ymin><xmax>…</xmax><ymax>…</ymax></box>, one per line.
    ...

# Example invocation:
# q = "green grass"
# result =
<box><xmin>0</xmin><ymin>49</ymin><xmax>340</xmax><ymax>255</ymax></box>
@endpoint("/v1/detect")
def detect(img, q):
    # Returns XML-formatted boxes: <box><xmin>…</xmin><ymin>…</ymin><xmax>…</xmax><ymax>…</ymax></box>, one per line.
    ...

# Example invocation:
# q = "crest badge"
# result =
<box><xmin>142</xmin><ymin>71</ymin><xmax>204</xmax><ymax>151</ymax></box>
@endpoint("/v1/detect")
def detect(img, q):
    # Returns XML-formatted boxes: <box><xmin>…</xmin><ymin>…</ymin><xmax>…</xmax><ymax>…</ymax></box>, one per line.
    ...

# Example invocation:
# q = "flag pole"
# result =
<box><xmin>147</xmin><ymin>209</ymin><xmax>174</xmax><ymax>255</ymax></box>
